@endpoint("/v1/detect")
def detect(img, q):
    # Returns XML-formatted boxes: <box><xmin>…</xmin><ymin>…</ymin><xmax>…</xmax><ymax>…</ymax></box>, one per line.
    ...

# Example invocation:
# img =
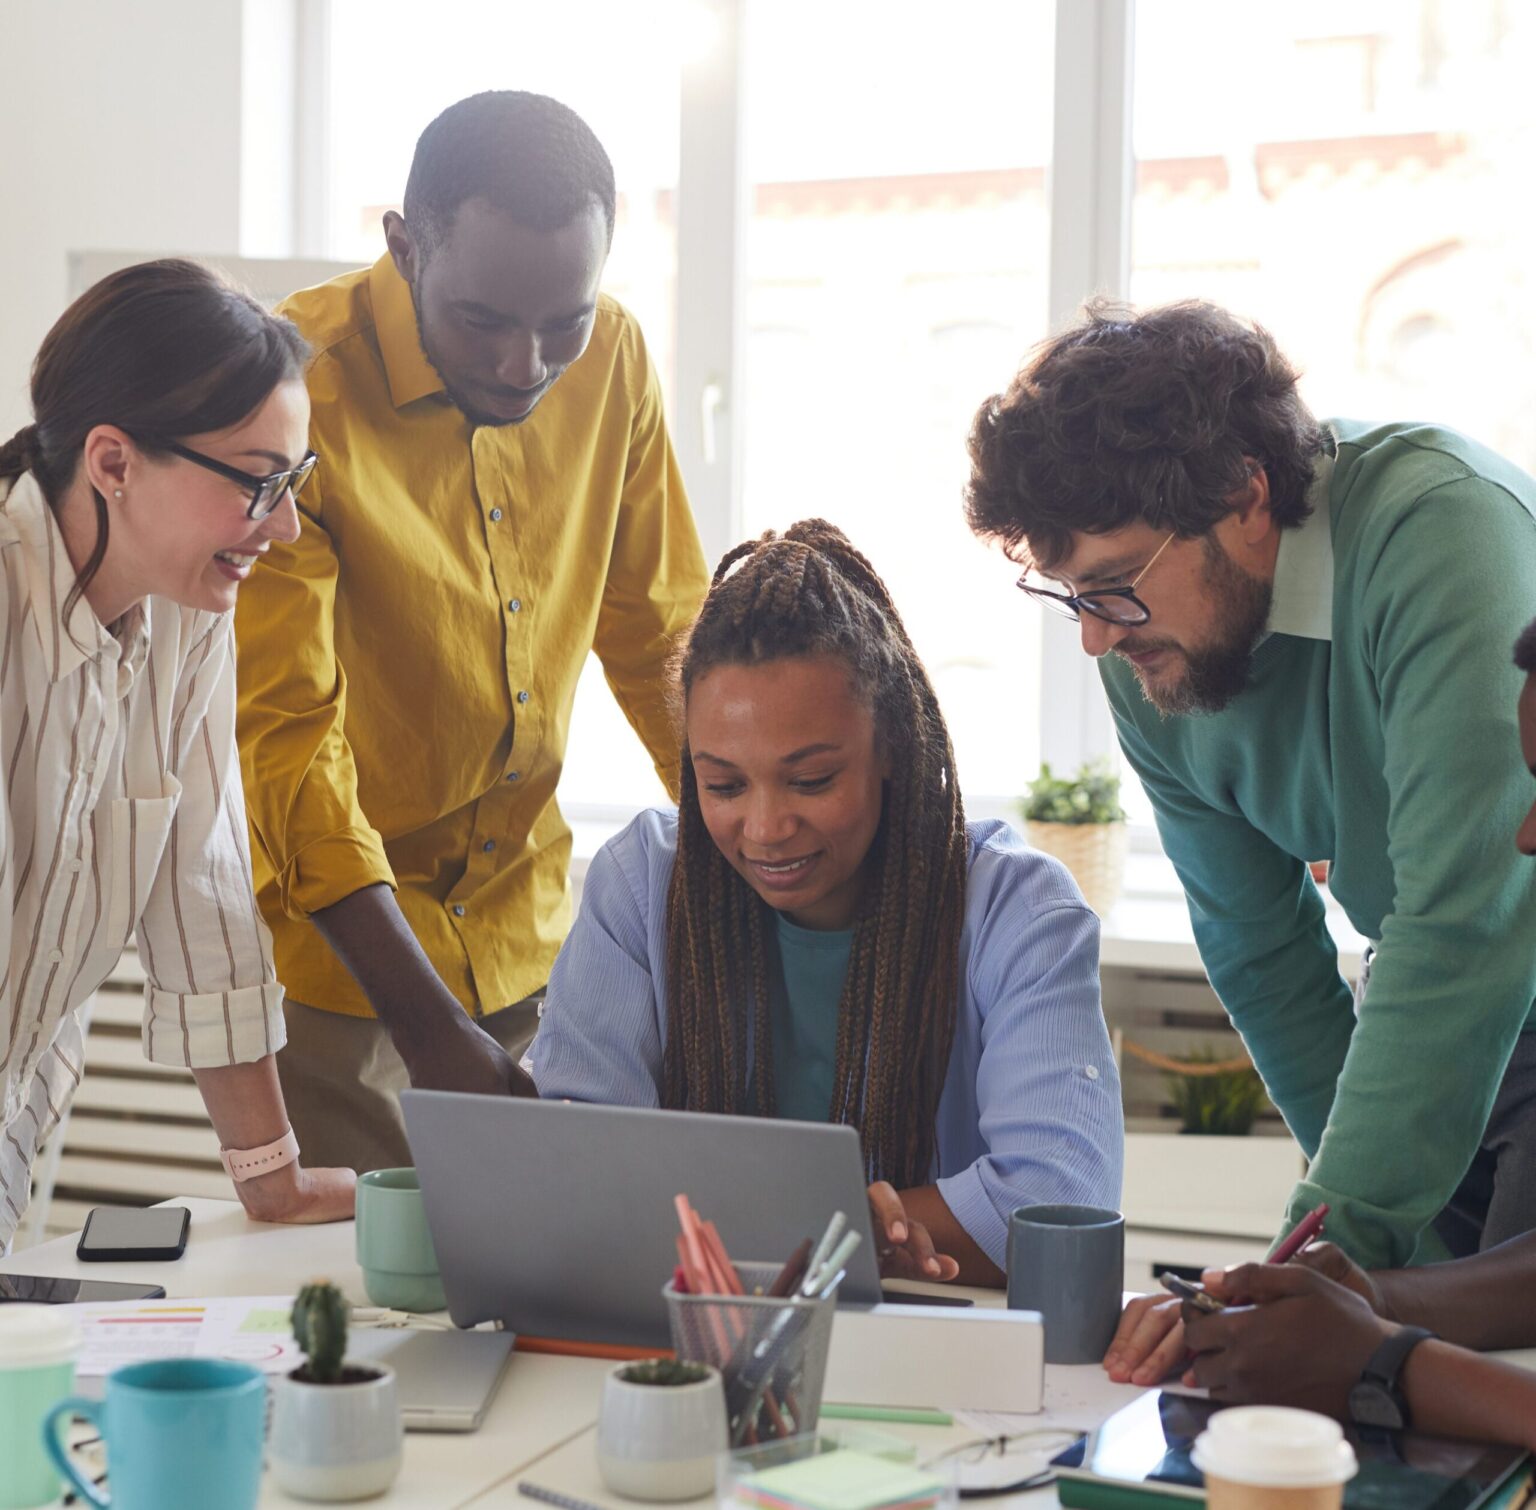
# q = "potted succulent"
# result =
<box><xmin>595</xmin><ymin>1358</ymin><xmax>727</xmax><ymax>1502</ymax></box>
<box><xmin>269</xmin><ymin>1281</ymin><xmax>403</xmax><ymax>1502</ymax></box>
<box><xmin>1021</xmin><ymin>759</ymin><xmax>1129</xmax><ymax>916</ymax></box>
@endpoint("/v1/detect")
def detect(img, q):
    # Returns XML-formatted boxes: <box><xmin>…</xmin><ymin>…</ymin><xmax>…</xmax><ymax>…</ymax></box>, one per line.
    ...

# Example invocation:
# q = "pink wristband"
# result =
<box><xmin>220</xmin><ymin>1127</ymin><xmax>300</xmax><ymax>1183</ymax></box>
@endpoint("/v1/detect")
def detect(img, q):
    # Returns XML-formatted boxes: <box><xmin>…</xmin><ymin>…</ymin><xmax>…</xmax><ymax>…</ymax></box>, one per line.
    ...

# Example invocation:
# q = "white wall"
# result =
<box><xmin>0</xmin><ymin>0</ymin><xmax>248</xmax><ymax>438</ymax></box>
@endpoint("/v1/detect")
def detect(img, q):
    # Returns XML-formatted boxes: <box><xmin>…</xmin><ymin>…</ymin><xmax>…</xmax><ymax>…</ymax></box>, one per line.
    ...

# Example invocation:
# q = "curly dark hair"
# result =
<box><xmin>1515</xmin><ymin>617</ymin><xmax>1536</xmax><ymax>675</ymax></box>
<box><xmin>963</xmin><ymin>299</ymin><xmax>1330</xmax><ymax>571</ymax></box>
<box><xmin>664</xmin><ymin>520</ymin><xmax>968</xmax><ymax>1189</ymax></box>
<box><xmin>403</xmin><ymin>90</ymin><xmax>616</xmax><ymax>257</ymax></box>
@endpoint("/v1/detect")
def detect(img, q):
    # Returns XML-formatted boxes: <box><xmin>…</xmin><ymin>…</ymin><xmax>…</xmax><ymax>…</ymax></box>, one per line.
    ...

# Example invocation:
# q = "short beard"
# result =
<box><xmin>407</xmin><ymin>276</ymin><xmax>530</xmax><ymax>430</ymax></box>
<box><xmin>1124</xmin><ymin>538</ymin><xmax>1272</xmax><ymax>716</ymax></box>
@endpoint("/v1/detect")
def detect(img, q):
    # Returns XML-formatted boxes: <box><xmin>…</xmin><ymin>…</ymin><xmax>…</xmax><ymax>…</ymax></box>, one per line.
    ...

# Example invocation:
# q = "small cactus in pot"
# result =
<box><xmin>273</xmin><ymin>1281</ymin><xmax>403</xmax><ymax>1501</ymax></box>
<box><xmin>290</xmin><ymin>1280</ymin><xmax>378</xmax><ymax>1386</ymax></box>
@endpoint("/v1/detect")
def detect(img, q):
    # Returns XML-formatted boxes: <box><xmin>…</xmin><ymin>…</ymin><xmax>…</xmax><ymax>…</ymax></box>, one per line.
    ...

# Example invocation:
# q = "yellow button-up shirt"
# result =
<box><xmin>234</xmin><ymin>255</ymin><xmax>708</xmax><ymax>1020</ymax></box>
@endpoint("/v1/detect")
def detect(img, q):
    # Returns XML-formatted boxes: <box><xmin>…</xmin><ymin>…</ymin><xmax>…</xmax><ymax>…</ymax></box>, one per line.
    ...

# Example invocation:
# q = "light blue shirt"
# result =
<box><xmin>532</xmin><ymin>811</ymin><xmax>1124</xmax><ymax>1266</ymax></box>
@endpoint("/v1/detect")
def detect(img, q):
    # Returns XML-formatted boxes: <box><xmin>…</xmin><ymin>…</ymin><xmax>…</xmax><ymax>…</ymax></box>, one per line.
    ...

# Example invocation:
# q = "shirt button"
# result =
<box><xmin>489</xmin><ymin>508</ymin><xmax>503</xmax><ymax>522</ymax></box>
<box><xmin>452</xmin><ymin>905</ymin><xmax>466</xmax><ymax>918</ymax></box>
<box><xmin>482</xmin><ymin>840</ymin><xmax>496</xmax><ymax>853</ymax></box>
<box><xmin>517</xmin><ymin>690</ymin><xmax>530</xmax><ymax>704</ymax></box>
<box><xmin>506</xmin><ymin>771</ymin><xmax>521</xmax><ymax>782</ymax></box>
<box><xmin>508</xmin><ymin>598</ymin><xmax>521</xmax><ymax>613</ymax></box>
<box><xmin>1084</xmin><ymin>1064</ymin><xmax>1100</xmax><ymax>1081</ymax></box>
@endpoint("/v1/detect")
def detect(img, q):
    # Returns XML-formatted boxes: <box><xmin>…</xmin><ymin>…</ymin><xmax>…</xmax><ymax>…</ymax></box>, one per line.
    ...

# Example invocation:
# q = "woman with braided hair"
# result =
<box><xmin>533</xmin><ymin>520</ymin><xmax>1121</xmax><ymax>1284</ymax></box>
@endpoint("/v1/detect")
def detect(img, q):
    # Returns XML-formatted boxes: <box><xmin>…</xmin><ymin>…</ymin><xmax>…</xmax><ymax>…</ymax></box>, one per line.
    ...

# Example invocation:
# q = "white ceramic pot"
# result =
<box><xmin>595</xmin><ymin>1363</ymin><xmax>727</xmax><ymax>1502</ymax></box>
<box><xmin>269</xmin><ymin>1362</ymin><xmax>403</xmax><ymax>1503</ymax></box>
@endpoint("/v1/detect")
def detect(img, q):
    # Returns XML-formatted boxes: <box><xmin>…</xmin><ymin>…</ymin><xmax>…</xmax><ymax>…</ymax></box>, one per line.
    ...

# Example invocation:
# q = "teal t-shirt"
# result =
<box><xmin>770</xmin><ymin>913</ymin><xmax>853</xmax><ymax>1123</ymax></box>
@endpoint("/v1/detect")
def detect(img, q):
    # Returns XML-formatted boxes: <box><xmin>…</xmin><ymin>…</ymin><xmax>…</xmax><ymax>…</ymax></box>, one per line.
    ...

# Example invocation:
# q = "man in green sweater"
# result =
<box><xmin>964</xmin><ymin>299</ymin><xmax>1536</xmax><ymax>1276</ymax></box>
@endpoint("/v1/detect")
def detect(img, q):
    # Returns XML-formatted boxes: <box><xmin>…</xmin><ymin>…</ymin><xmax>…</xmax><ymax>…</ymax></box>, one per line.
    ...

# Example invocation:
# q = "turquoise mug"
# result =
<box><xmin>356</xmin><ymin>1166</ymin><xmax>446</xmax><ymax>1311</ymax></box>
<box><xmin>0</xmin><ymin>1305</ymin><xmax>80</xmax><ymax>1510</ymax></box>
<box><xmin>44</xmin><ymin>1358</ymin><xmax>265</xmax><ymax>1510</ymax></box>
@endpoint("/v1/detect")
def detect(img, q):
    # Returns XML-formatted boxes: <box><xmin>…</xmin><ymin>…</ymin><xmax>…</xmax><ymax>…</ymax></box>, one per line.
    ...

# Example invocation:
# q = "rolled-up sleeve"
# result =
<box><xmin>936</xmin><ymin>869</ymin><xmax>1124</xmax><ymax>1268</ymax></box>
<box><xmin>233</xmin><ymin>473</ymin><xmax>395</xmax><ymax>919</ymax></box>
<box><xmin>139</xmin><ymin>617</ymin><xmax>286</xmax><ymax>1068</ymax></box>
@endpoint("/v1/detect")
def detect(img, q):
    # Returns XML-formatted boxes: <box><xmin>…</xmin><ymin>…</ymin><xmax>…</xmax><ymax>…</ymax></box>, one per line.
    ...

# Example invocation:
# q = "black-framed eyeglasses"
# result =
<box><xmin>154</xmin><ymin>439</ymin><xmax>318</xmax><ymax>521</ymax></box>
<box><xmin>1016</xmin><ymin>531</ymin><xmax>1177</xmax><ymax>627</ymax></box>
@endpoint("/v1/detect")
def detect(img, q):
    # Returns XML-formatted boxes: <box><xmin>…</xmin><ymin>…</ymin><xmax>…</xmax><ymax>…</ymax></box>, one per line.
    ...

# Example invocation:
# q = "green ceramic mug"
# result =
<box><xmin>356</xmin><ymin>1166</ymin><xmax>446</xmax><ymax>1311</ymax></box>
<box><xmin>0</xmin><ymin>1305</ymin><xmax>79</xmax><ymax>1510</ymax></box>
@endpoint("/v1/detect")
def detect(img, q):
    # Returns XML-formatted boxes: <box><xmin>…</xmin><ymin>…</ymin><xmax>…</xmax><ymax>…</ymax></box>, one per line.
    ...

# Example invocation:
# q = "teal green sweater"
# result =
<box><xmin>1103</xmin><ymin>420</ymin><xmax>1536</xmax><ymax>1268</ymax></box>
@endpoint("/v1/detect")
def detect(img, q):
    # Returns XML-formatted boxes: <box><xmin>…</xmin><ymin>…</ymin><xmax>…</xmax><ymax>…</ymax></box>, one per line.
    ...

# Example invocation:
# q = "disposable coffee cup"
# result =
<box><xmin>0</xmin><ymin>1305</ymin><xmax>81</xmax><ymax>1510</ymax></box>
<box><xmin>1193</xmin><ymin>1406</ymin><xmax>1358</xmax><ymax>1510</ymax></box>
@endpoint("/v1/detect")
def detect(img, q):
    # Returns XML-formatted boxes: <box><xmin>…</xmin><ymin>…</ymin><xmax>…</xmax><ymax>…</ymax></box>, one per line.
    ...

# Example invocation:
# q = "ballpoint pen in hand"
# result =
<box><xmin>1270</xmin><ymin>1203</ymin><xmax>1329</xmax><ymax>1265</ymax></box>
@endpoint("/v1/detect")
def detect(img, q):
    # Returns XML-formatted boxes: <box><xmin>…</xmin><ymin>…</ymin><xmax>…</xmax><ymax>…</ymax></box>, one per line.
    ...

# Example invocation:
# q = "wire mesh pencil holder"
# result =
<box><xmin>663</xmin><ymin>1261</ymin><xmax>836</xmax><ymax>1446</ymax></box>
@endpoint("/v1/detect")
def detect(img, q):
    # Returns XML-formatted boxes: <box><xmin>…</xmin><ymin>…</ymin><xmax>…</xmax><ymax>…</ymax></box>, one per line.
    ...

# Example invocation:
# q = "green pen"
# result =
<box><xmin>821</xmin><ymin>1404</ymin><xmax>955</xmax><ymax>1427</ymax></box>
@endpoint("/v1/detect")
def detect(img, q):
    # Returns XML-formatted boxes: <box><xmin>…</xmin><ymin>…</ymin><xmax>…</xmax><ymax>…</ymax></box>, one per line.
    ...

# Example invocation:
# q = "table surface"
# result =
<box><xmin>5</xmin><ymin>1199</ymin><xmax>1531</xmax><ymax>1509</ymax></box>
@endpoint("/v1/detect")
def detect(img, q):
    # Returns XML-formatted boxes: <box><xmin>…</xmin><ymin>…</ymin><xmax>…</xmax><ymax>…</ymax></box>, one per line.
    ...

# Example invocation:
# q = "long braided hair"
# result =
<box><xmin>662</xmin><ymin>519</ymin><xmax>969</xmax><ymax>1189</ymax></box>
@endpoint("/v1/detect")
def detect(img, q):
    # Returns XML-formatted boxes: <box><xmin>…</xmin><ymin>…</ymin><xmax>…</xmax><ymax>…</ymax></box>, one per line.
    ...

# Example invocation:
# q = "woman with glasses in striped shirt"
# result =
<box><xmin>0</xmin><ymin>259</ymin><xmax>352</xmax><ymax>1251</ymax></box>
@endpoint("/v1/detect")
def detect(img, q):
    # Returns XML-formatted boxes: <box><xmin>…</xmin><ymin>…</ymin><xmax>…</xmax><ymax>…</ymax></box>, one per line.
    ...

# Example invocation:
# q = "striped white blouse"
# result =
<box><xmin>0</xmin><ymin>473</ymin><xmax>284</xmax><ymax>1250</ymax></box>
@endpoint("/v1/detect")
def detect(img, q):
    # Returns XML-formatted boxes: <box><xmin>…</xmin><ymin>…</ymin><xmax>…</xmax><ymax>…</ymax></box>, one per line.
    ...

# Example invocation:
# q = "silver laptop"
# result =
<box><xmin>400</xmin><ymin>1091</ymin><xmax>883</xmax><ymax>1347</ymax></box>
<box><xmin>346</xmin><ymin>1328</ymin><xmax>515</xmax><ymax>1431</ymax></box>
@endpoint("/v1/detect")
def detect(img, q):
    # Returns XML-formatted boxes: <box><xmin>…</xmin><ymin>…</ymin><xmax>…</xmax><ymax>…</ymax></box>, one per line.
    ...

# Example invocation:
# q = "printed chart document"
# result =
<box><xmin>62</xmin><ymin>1296</ymin><xmax>305</xmax><ymax>1376</ymax></box>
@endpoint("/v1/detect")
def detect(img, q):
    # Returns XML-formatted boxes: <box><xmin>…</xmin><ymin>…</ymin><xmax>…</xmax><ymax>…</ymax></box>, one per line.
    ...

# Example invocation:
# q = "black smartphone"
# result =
<box><xmin>76</xmin><ymin>1205</ymin><xmax>190</xmax><ymax>1262</ymax></box>
<box><xmin>1</xmin><ymin>1273</ymin><xmax>167</xmax><ymax>1303</ymax></box>
<box><xmin>880</xmin><ymin>1285</ymin><xmax>975</xmax><ymax>1307</ymax></box>
<box><xmin>1158</xmin><ymin>1271</ymin><xmax>1226</xmax><ymax>1313</ymax></box>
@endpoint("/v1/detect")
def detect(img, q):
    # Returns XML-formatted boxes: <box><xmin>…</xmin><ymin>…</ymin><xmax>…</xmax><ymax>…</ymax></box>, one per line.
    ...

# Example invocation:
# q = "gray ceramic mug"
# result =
<box><xmin>1006</xmin><ymin>1203</ymin><xmax>1124</xmax><ymax>1364</ymax></box>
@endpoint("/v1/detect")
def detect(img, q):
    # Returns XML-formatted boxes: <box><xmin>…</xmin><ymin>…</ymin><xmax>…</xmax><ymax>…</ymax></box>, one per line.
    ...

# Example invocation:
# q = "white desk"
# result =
<box><xmin>6</xmin><ymin>1201</ymin><xmax>1530</xmax><ymax>1510</ymax></box>
<box><xmin>2</xmin><ymin>1198</ymin><xmax>614</xmax><ymax>1509</ymax></box>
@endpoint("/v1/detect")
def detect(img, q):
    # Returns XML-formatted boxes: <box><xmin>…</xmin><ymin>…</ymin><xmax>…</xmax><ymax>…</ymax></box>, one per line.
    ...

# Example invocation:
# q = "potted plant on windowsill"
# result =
<box><xmin>596</xmin><ymin>1357</ymin><xmax>727</xmax><ymax>1501</ymax></box>
<box><xmin>1021</xmin><ymin>759</ymin><xmax>1129</xmax><ymax>916</ymax></box>
<box><xmin>269</xmin><ymin>1281</ymin><xmax>403</xmax><ymax>1502</ymax></box>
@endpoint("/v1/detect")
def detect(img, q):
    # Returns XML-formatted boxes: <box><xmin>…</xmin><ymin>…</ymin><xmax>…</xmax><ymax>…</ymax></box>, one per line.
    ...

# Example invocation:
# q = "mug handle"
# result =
<box><xmin>44</xmin><ymin>1396</ymin><xmax>111</xmax><ymax>1508</ymax></box>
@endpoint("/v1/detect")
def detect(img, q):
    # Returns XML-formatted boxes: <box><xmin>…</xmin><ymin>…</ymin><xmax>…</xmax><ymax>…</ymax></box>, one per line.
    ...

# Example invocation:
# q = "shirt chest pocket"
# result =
<box><xmin>105</xmin><ymin>775</ymin><xmax>183</xmax><ymax>948</ymax></box>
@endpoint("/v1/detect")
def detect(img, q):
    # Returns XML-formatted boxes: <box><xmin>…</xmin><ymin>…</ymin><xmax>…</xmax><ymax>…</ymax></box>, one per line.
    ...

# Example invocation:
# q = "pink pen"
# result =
<box><xmin>1270</xmin><ymin>1202</ymin><xmax>1329</xmax><ymax>1264</ymax></box>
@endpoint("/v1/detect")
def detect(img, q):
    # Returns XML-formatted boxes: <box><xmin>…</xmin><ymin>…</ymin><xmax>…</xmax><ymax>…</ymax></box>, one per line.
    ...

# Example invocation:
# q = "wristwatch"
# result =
<box><xmin>1348</xmin><ymin>1325</ymin><xmax>1436</xmax><ymax>1431</ymax></box>
<box><xmin>219</xmin><ymin>1127</ymin><xmax>300</xmax><ymax>1183</ymax></box>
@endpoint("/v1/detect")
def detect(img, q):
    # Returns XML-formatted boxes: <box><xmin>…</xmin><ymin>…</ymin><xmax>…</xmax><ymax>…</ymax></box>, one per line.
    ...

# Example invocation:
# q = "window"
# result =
<box><xmin>1131</xmin><ymin>0</ymin><xmax>1536</xmax><ymax>467</ymax></box>
<box><xmin>739</xmin><ymin>0</ymin><xmax>1057</xmax><ymax>801</ymax></box>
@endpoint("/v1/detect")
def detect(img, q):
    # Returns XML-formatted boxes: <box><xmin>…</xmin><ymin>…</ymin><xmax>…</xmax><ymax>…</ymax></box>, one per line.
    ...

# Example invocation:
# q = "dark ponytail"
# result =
<box><xmin>1</xmin><ymin>258</ymin><xmax>308</xmax><ymax>620</ymax></box>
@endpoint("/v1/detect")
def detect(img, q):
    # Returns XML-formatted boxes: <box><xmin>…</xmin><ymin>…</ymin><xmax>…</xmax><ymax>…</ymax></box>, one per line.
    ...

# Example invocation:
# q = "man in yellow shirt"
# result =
<box><xmin>235</xmin><ymin>91</ymin><xmax>709</xmax><ymax>1171</ymax></box>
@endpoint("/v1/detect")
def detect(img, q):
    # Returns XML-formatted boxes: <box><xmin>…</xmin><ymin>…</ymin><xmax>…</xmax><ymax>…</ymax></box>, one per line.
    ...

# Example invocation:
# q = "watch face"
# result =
<box><xmin>1349</xmin><ymin>1380</ymin><xmax>1406</xmax><ymax>1431</ymax></box>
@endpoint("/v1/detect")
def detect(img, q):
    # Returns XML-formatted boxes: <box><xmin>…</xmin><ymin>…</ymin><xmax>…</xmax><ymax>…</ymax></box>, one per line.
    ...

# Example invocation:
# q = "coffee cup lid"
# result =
<box><xmin>0</xmin><ymin>1304</ymin><xmax>82</xmax><ymax>1368</ymax></box>
<box><xmin>1192</xmin><ymin>1407</ymin><xmax>1358</xmax><ymax>1489</ymax></box>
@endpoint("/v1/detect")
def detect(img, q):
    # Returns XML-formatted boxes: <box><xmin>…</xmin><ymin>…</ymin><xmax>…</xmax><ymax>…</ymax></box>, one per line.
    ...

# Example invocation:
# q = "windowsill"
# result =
<box><xmin>565</xmin><ymin>807</ymin><xmax>1368</xmax><ymax>981</ymax></box>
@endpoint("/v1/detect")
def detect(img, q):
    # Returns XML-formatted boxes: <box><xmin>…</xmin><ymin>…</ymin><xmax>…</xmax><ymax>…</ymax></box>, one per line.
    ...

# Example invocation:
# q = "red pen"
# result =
<box><xmin>1270</xmin><ymin>1202</ymin><xmax>1329</xmax><ymax>1264</ymax></box>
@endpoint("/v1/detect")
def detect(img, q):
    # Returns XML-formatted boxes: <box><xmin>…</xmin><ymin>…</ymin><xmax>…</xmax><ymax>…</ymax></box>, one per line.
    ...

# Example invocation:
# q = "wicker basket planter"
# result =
<box><xmin>1026</xmin><ymin>820</ymin><xmax>1129</xmax><ymax>917</ymax></box>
